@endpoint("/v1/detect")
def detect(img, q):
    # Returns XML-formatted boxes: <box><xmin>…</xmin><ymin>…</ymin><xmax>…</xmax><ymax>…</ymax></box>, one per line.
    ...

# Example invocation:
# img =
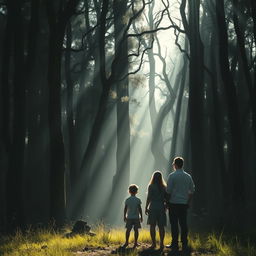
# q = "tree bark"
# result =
<box><xmin>170</xmin><ymin>51</ymin><xmax>188</xmax><ymax>160</ymax></box>
<box><xmin>46</xmin><ymin>0</ymin><xmax>79</xmax><ymax>226</ymax></box>
<box><xmin>249</xmin><ymin>0</ymin><xmax>256</xmax><ymax>149</ymax></box>
<box><xmin>6</xmin><ymin>0</ymin><xmax>26</xmax><ymax>230</ymax></box>
<box><xmin>187</xmin><ymin>0</ymin><xmax>206</xmax><ymax>210</ymax></box>
<box><xmin>215</xmin><ymin>0</ymin><xmax>244</xmax><ymax>205</ymax></box>
<box><xmin>112</xmin><ymin>0</ymin><xmax>130</xmax><ymax>208</ymax></box>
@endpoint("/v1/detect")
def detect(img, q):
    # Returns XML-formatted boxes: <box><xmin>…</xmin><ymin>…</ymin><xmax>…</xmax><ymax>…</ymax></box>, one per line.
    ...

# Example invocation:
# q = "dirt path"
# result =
<box><xmin>74</xmin><ymin>243</ymin><xmax>216</xmax><ymax>256</ymax></box>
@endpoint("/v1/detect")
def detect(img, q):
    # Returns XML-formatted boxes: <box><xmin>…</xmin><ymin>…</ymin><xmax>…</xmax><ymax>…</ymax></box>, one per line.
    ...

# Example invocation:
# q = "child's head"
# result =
<box><xmin>128</xmin><ymin>184</ymin><xmax>139</xmax><ymax>195</ymax></box>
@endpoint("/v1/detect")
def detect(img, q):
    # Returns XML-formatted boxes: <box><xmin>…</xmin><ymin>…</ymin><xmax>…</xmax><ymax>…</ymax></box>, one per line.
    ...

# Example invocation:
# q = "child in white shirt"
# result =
<box><xmin>123</xmin><ymin>184</ymin><xmax>143</xmax><ymax>248</ymax></box>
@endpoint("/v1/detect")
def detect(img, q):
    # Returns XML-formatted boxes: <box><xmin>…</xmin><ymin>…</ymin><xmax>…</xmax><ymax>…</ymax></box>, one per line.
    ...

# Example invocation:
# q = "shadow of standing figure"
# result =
<box><xmin>111</xmin><ymin>246</ymin><xmax>137</xmax><ymax>255</ymax></box>
<box><xmin>139</xmin><ymin>247</ymin><xmax>165</xmax><ymax>256</ymax></box>
<box><xmin>167</xmin><ymin>247</ymin><xmax>192</xmax><ymax>256</ymax></box>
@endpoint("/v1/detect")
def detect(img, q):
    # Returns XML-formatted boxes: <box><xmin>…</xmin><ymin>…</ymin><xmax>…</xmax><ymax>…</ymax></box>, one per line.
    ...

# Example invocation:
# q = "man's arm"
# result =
<box><xmin>187</xmin><ymin>176</ymin><xmax>195</xmax><ymax>207</ymax></box>
<box><xmin>165</xmin><ymin>191</ymin><xmax>171</xmax><ymax>209</ymax></box>
<box><xmin>166</xmin><ymin>175</ymin><xmax>173</xmax><ymax>208</ymax></box>
<box><xmin>166</xmin><ymin>175</ymin><xmax>173</xmax><ymax>194</ymax></box>
<box><xmin>187</xmin><ymin>193</ymin><xmax>193</xmax><ymax>207</ymax></box>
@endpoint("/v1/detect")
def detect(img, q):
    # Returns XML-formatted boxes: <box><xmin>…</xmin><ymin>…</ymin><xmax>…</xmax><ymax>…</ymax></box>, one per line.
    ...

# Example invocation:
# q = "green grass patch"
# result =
<box><xmin>0</xmin><ymin>225</ymin><xmax>255</xmax><ymax>256</ymax></box>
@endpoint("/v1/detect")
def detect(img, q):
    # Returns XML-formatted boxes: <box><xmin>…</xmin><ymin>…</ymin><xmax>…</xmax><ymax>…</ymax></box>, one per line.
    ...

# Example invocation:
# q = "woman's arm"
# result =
<box><xmin>145</xmin><ymin>195</ymin><xmax>150</xmax><ymax>215</ymax></box>
<box><xmin>145</xmin><ymin>185</ymin><xmax>151</xmax><ymax>215</ymax></box>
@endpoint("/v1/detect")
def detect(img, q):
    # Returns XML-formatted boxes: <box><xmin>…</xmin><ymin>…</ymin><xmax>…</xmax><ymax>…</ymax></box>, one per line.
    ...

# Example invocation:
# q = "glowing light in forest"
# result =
<box><xmin>69</xmin><ymin>0</ymin><xmax>187</xmax><ymax>225</ymax></box>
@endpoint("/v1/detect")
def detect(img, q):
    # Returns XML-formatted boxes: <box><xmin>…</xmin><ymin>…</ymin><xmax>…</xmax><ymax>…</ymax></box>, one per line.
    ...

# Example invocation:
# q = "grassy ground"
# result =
<box><xmin>0</xmin><ymin>224</ymin><xmax>255</xmax><ymax>256</ymax></box>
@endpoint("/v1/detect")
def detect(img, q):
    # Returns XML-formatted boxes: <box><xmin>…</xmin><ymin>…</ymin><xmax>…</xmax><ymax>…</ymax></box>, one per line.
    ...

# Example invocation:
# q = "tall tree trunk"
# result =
<box><xmin>47</xmin><ymin>22</ymin><xmax>66</xmax><ymax>226</ymax></box>
<box><xmin>6</xmin><ymin>0</ymin><xmax>26</xmax><ymax>230</ymax></box>
<box><xmin>232</xmin><ymin>0</ymin><xmax>256</xmax><ymax>148</ymax></box>
<box><xmin>147</xmin><ymin>45</ymin><xmax>164</xmax><ymax>170</ymax></box>
<box><xmin>107</xmin><ymin>0</ymin><xmax>130</xmax><ymax>220</ymax></box>
<box><xmin>180</xmin><ymin>0</ymin><xmax>206</xmax><ymax>211</ymax></box>
<box><xmin>0</xmin><ymin>0</ymin><xmax>13</xmax><ymax>231</ymax></box>
<box><xmin>209</xmin><ymin>28</ymin><xmax>228</xmax><ymax>205</ymax></box>
<box><xmin>1</xmin><ymin>4</ymin><xmax>12</xmax><ymax>156</ymax></box>
<box><xmin>170</xmin><ymin>51</ymin><xmax>188</xmax><ymax>160</ymax></box>
<box><xmin>249</xmin><ymin>0</ymin><xmax>256</xmax><ymax>149</ymax></box>
<box><xmin>65</xmin><ymin>21</ymin><xmax>76</xmax><ymax>205</ymax></box>
<box><xmin>24</xmin><ymin>0</ymin><xmax>47</xmax><ymax>224</ymax></box>
<box><xmin>187</xmin><ymin>0</ymin><xmax>206</xmax><ymax>210</ymax></box>
<box><xmin>46</xmin><ymin>0</ymin><xmax>79</xmax><ymax>226</ymax></box>
<box><xmin>215</xmin><ymin>0</ymin><xmax>244</xmax><ymax>207</ymax></box>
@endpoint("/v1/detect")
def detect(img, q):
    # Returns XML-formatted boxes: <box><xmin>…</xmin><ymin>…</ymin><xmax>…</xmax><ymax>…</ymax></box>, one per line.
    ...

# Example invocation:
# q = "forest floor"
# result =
<box><xmin>0</xmin><ymin>225</ymin><xmax>255</xmax><ymax>256</ymax></box>
<box><xmin>74</xmin><ymin>242</ymin><xmax>216</xmax><ymax>256</ymax></box>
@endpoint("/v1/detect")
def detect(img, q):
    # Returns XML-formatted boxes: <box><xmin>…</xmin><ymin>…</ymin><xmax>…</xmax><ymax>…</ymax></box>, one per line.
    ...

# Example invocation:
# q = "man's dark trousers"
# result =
<box><xmin>169</xmin><ymin>203</ymin><xmax>188</xmax><ymax>248</ymax></box>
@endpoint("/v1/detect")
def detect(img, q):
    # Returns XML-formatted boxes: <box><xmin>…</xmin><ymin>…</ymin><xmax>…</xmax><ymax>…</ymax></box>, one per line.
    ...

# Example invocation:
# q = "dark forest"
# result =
<box><xmin>0</xmin><ymin>0</ymin><xmax>256</xmax><ymax>244</ymax></box>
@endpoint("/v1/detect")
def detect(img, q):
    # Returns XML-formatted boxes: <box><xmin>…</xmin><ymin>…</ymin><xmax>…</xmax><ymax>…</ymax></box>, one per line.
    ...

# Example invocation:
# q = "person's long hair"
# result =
<box><xmin>148</xmin><ymin>170</ymin><xmax>166</xmax><ymax>190</ymax></box>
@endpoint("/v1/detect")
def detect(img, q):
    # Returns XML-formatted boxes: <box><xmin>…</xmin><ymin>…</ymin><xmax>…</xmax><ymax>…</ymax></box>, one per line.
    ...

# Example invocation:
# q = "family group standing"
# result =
<box><xmin>123</xmin><ymin>157</ymin><xmax>195</xmax><ymax>252</ymax></box>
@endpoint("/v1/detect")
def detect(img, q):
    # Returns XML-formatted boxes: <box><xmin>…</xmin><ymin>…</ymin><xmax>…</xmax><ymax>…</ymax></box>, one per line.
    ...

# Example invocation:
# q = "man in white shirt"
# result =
<box><xmin>166</xmin><ymin>157</ymin><xmax>195</xmax><ymax>251</ymax></box>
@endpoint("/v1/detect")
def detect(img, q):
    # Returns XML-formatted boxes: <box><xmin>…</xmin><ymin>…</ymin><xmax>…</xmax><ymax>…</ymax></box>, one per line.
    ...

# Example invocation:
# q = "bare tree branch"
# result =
<box><xmin>155</xmin><ymin>86</ymin><xmax>169</xmax><ymax>97</ymax></box>
<box><xmin>174</xmin><ymin>29</ymin><xmax>190</xmax><ymax>59</ymax></box>
<box><xmin>119</xmin><ymin>37</ymin><xmax>155</xmax><ymax>81</ymax></box>
<box><xmin>161</xmin><ymin>0</ymin><xmax>186</xmax><ymax>34</ymax></box>
<box><xmin>127</xmin><ymin>24</ymin><xmax>182</xmax><ymax>39</ymax></box>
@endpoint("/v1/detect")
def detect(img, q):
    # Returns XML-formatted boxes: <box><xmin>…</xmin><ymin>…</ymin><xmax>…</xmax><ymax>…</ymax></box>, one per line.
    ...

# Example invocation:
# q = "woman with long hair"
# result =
<box><xmin>145</xmin><ymin>170</ymin><xmax>167</xmax><ymax>250</ymax></box>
